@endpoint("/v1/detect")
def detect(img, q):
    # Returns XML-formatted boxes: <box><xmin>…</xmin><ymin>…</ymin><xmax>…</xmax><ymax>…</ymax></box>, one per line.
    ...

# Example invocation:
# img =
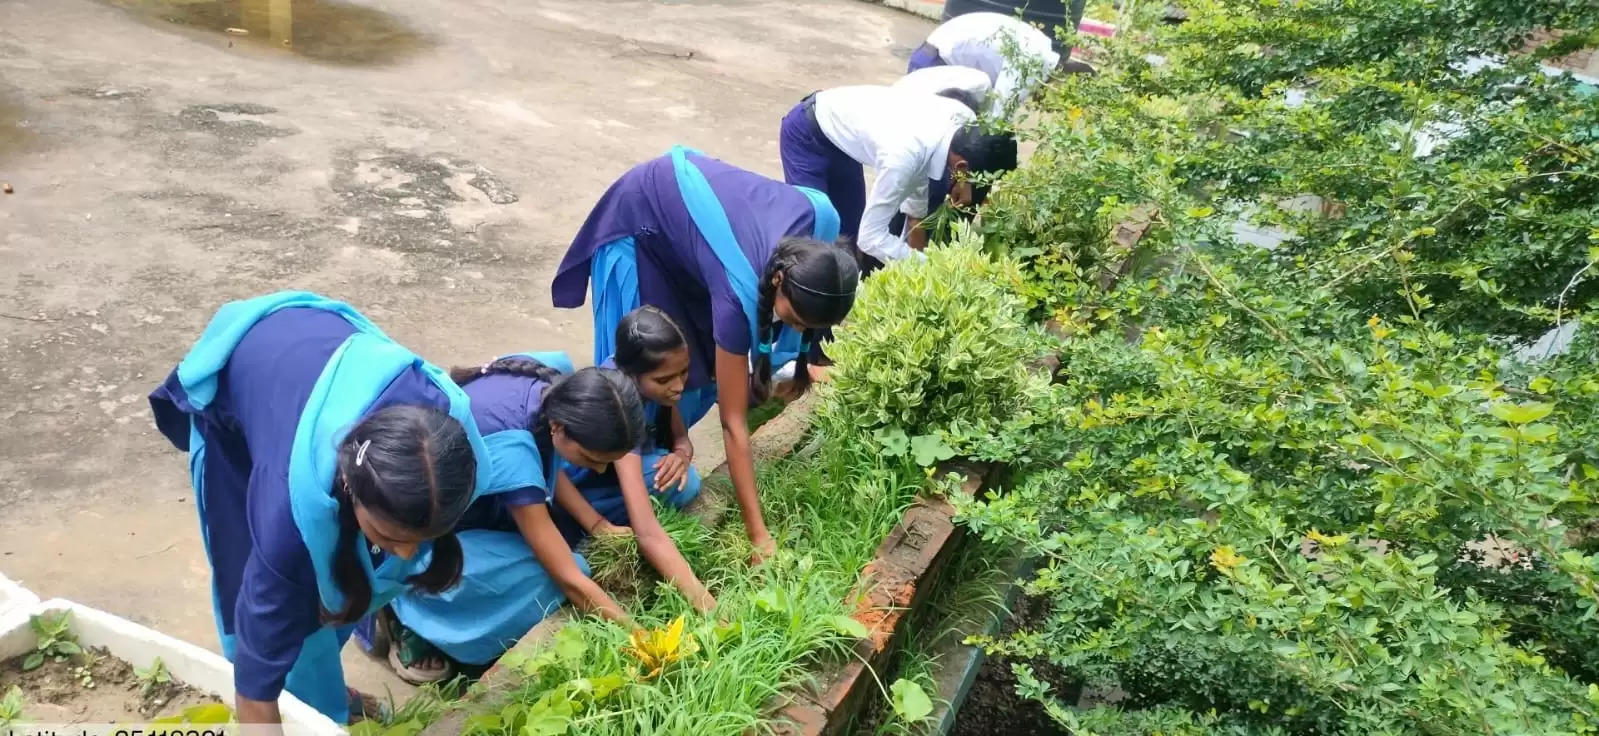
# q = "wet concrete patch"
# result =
<box><xmin>69</xmin><ymin>85</ymin><xmax>150</xmax><ymax>101</ymax></box>
<box><xmin>172</xmin><ymin>102</ymin><xmax>297</xmax><ymax>156</ymax></box>
<box><xmin>99</xmin><ymin>0</ymin><xmax>432</xmax><ymax>66</ymax></box>
<box><xmin>329</xmin><ymin>147</ymin><xmax>519</xmax><ymax>255</ymax></box>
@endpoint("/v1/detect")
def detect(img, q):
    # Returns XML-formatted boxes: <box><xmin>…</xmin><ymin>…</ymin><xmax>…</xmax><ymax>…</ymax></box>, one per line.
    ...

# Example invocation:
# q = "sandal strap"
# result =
<box><xmin>391</xmin><ymin>622</ymin><xmax>445</xmax><ymax>668</ymax></box>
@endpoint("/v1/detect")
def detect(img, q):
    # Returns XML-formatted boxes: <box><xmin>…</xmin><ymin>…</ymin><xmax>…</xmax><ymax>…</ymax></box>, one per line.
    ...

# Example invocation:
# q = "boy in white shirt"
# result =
<box><xmin>777</xmin><ymin>85</ymin><xmax>1017</xmax><ymax>270</ymax></box>
<box><xmin>892</xmin><ymin>66</ymin><xmax>994</xmax><ymax>113</ymax></box>
<box><xmin>909</xmin><ymin>12</ymin><xmax>1062</xmax><ymax>118</ymax></box>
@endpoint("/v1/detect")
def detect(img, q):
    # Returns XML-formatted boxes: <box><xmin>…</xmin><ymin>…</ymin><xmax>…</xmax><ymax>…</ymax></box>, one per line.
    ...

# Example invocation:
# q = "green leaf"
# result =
<box><xmin>890</xmin><ymin>679</ymin><xmax>934</xmax><ymax>722</ymax></box>
<box><xmin>753</xmin><ymin>588</ymin><xmax>785</xmax><ymax>613</ymax></box>
<box><xmin>874</xmin><ymin>427</ymin><xmax>911</xmax><ymax>456</ymax></box>
<box><xmin>1489</xmin><ymin>401</ymin><xmax>1553</xmax><ymax>425</ymax></box>
<box><xmin>521</xmin><ymin>709</ymin><xmax>567</xmax><ymax>736</ymax></box>
<box><xmin>828</xmin><ymin>615</ymin><xmax>871</xmax><ymax>639</ymax></box>
<box><xmin>910</xmin><ymin>434</ymin><xmax>957</xmax><ymax>467</ymax></box>
<box><xmin>464</xmin><ymin>713</ymin><xmax>504</xmax><ymax>735</ymax></box>
<box><xmin>553</xmin><ymin>626</ymin><xmax>587</xmax><ymax>663</ymax></box>
<box><xmin>54</xmin><ymin>641</ymin><xmax>82</xmax><ymax>656</ymax></box>
<box><xmin>21</xmin><ymin>652</ymin><xmax>44</xmax><ymax>672</ymax></box>
<box><xmin>589</xmin><ymin>673</ymin><xmax>625</xmax><ymax>700</ymax></box>
<box><xmin>1186</xmin><ymin>206</ymin><xmax>1215</xmax><ymax>219</ymax></box>
<box><xmin>181</xmin><ymin>703</ymin><xmax>234</xmax><ymax>725</ymax></box>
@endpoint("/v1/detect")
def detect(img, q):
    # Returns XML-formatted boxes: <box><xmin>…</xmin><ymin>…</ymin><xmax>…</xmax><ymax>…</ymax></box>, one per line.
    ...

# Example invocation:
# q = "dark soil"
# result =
<box><xmin>950</xmin><ymin>596</ymin><xmax>1073</xmax><ymax>736</ymax></box>
<box><xmin>0</xmin><ymin>647</ymin><xmax>220</xmax><ymax>722</ymax></box>
<box><xmin>950</xmin><ymin>654</ymin><xmax>1072</xmax><ymax>736</ymax></box>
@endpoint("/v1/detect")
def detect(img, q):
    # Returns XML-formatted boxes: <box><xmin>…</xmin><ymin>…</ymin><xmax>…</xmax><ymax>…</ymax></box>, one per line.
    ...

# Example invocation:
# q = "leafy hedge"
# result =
<box><xmin>944</xmin><ymin>0</ymin><xmax>1599</xmax><ymax>732</ymax></box>
<box><xmin>982</xmin><ymin>0</ymin><xmax>1599</xmax><ymax>342</ymax></box>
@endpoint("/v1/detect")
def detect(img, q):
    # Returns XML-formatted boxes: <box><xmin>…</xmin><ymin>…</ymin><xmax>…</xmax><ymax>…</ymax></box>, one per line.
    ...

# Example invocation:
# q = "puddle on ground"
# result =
<box><xmin>100</xmin><ymin>0</ymin><xmax>431</xmax><ymax>66</ymax></box>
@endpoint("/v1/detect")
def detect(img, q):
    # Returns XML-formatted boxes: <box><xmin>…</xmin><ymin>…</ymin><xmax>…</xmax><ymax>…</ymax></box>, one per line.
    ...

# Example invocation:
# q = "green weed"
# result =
<box><xmin>23</xmin><ymin>612</ymin><xmax>81</xmax><ymax>671</ymax></box>
<box><xmin>469</xmin><ymin>436</ymin><xmax>921</xmax><ymax>735</ymax></box>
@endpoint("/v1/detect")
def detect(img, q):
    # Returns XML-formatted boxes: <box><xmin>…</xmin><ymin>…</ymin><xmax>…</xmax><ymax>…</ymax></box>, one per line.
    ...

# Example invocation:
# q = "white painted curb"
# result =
<box><xmin>0</xmin><ymin>599</ymin><xmax>346</xmax><ymax>736</ymax></box>
<box><xmin>0</xmin><ymin>573</ymin><xmax>39</xmax><ymax>621</ymax></box>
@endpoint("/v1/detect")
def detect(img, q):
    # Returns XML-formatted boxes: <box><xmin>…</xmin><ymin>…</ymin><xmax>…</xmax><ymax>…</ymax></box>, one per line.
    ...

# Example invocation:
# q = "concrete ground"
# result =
<box><xmin>0</xmin><ymin>0</ymin><xmax>931</xmax><ymax>703</ymax></box>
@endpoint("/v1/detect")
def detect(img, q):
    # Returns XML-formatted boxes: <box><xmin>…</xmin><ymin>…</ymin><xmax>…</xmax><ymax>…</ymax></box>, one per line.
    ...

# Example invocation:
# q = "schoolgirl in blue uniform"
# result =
<box><xmin>373</xmin><ymin>356</ymin><xmax>646</xmax><ymax>683</ymax></box>
<box><xmin>553</xmin><ymin>306</ymin><xmax>716</xmax><ymax>611</ymax></box>
<box><xmin>553</xmin><ymin>147</ymin><xmax>860</xmax><ymax>561</ymax></box>
<box><xmin>147</xmin><ymin>292</ymin><xmax>487</xmax><ymax>725</ymax></box>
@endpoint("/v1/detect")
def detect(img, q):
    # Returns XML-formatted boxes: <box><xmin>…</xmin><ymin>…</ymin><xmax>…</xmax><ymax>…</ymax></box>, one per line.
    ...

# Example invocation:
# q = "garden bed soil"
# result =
<box><xmin>0</xmin><ymin>647</ymin><xmax>220</xmax><ymax>722</ymax></box>
<box><xmin>949</xmin><ymin>654</ymin><xmax>1070</xmax><ymax>736</ymax></box>
<box><xmin>950</xmin><ymin>597</ymin><xmax>1073</xmax><ymax>736</ymax></box>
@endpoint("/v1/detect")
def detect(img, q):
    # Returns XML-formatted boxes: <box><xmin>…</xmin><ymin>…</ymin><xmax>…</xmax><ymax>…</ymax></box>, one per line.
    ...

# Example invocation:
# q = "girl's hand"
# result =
<box><xmin>592</xmin><ymin>520</ymin><xmax>634</xmax><ymax>538</ymax></box>
<box><xmin>748</xmin><ymin>531</ymin><xmax>777</xmax><ymax>566</ymax></box>
<box><xmin>772</xmin><ymin>379</ymin><xmax>804</xmax><ymax>402</ymax></box>
<box><xmin>653</xmin><ymin>450</ymin><xmax>692</xmax><ymax>492</ymax></box>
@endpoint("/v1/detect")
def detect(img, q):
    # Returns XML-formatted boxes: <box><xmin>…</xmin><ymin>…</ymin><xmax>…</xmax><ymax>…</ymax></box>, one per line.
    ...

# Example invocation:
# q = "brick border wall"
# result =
<box><xmin>768</xmin><ymin>463</ymin><xmax>994</xmax><ymax>736</ymax></box>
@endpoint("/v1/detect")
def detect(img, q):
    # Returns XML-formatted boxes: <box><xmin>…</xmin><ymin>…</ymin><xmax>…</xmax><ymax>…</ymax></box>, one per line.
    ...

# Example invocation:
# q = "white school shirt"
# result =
<box><xmin>813</xmin><ymin>86</ymin><xmax>976</xmax><ymax>263</ymax></box>
<box><xmin>892</xmin><ymin>66</ymin><xmax>994</xmax><ymax>111</ymax></box>
<box><xmin>926</xmin><ymin>12</ymin><xmax>1061</xmax><ymax>116</ymax></box>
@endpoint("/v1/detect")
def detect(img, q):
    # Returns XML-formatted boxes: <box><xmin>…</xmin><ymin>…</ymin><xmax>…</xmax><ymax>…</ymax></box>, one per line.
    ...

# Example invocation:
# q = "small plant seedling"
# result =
<box><xmin>73</xmin><ymin>649</ymin><xmax>102</xmax><ymax>689</ymax></box>
<box><xmin>0</xmin><ymin>685</ymin><xmax>24</xmax><ymax>727</ymax></box>
<box><xmin>136</xmin><ymin>657</ymin><xmax>173</xmax><ymax>697</ymax></box>
<box><xmin>23</xmin><ymin>612</ymin><xmax>81</xmax><ymax>671</ymax></box>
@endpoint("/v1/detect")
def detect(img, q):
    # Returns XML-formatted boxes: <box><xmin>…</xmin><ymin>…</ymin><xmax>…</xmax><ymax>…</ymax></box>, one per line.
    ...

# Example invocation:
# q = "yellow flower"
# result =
<box><xmin>1366</xmin><ymin>314</ymin><xmax>1392</xmax><ymax>340</ymax></box>
<box><xmin>1306</xmin><ymin>529</ymin><xmax>1348</xmax><ymax>547</ymax></box>
<box><xmin>622</xmin><ymin>617</ymin><xmax>694</xmax><ymax>680</ymax></box>
<box><xmin>1210</xmin><ymin>545</ymin><xmax>1245</xmax><ymax>573</ymax></box>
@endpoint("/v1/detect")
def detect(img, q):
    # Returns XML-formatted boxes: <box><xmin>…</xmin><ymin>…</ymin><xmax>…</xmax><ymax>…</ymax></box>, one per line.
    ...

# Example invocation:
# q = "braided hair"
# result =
<box><xmin>451</xmin><ymin>357</ymin><xmax>646</xmax><ymax>459</ymax></box>
<box><xmin>750</xmin><ymin>237</ymin><xmax>860</xmax><ymax>402</ymax></box>
<box><xmin>613</xmin><ymin>306</ymin><xmax>689</xmax><ymax>451</ymax></box>
<box><xmin>326</xmin><ymin>405</ymin><xmax>476</xmax><ymax>625</ymax></box>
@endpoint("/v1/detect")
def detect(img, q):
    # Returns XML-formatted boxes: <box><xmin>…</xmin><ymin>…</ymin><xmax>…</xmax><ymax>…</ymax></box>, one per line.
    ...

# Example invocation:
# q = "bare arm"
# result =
<box><xmin>235</xmin><ymin>696</ymin><xmax>283</xmax><ymax>728</ymax></box>
<box><xmin>715</xmin><ymin>347</ymin><xmax>774</xmax><ymax>560</ymax></box>
<box><xmin>508</xmin><ymin>498</ymin><xmax>628</xmax><ymax>623</ymax></box>
<box><xmin>615</xmin><ymin>452</ymin><xmax>715</xmax><ymax>610</ymax></box>
<box><xmin>553</xmin><ymin>471</ymin><xmax>611</xmax><ymax>537</ymax></box>
<box><xmin>907</xmin><ymin>217</ymin><xmax>929</xmax><ymax>251</ymax></box>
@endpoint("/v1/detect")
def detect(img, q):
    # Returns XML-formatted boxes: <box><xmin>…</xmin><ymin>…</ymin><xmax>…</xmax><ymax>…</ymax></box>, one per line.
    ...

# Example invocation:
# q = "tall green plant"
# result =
<box><xmin>821</xmin><ymin>228</ymin><xmax>1046</xmax><ymax>462</ymax></box>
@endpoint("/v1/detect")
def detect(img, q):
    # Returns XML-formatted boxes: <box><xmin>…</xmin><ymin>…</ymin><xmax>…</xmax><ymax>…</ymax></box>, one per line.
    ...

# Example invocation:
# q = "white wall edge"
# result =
<box><xmin>0</xmin><ymin>599</ymin><xmax>346</xmax><ymax>736</ymax></box>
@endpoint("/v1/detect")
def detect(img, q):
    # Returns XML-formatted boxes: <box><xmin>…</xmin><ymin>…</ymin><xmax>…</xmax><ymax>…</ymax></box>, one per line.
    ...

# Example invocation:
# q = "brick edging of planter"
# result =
<box><xmin>766</xmin><ymin>461</ymin><xmax>996</xmax><ymax>736</ymax></box>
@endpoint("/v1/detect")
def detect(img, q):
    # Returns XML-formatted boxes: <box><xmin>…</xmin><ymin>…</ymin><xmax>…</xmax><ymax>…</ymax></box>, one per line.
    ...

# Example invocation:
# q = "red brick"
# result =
<box><xmin>770</xmin><ymin>699</ymin><xmax>828</xmax><ymax>736</ymax></box>
<box><xmin>872</xmin><ymin>506</ymin><xmax>956</xmax><ymax>581</ymax></box>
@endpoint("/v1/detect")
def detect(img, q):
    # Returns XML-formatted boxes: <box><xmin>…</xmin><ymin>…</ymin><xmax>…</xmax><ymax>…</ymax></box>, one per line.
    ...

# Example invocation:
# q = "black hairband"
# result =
<box><xmin>788</xmin><ymin>279</ymin><xmax>856</xmax><ymax>299</ymax></box>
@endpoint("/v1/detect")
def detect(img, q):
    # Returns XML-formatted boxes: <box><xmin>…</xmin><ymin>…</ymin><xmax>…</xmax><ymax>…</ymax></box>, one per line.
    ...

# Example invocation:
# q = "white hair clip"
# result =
<box><xmin>355</xmin><ymin>439</ymin><xmax>372</xmax><ymax>467</ymax></box>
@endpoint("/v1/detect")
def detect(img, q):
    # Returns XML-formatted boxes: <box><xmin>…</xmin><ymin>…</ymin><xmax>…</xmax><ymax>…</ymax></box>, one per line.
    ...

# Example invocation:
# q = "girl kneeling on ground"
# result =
<box><xmin>148</xmin><ymin>293</ymin><xmax>486</xmax><ymax>725</ymax></box>
<box><xmin>363</xmin><ymin>356</ymin><xmax>645</xmax><ymax>683</ymax></box>
<box><xmin>552</xmin><ymin>305</ymin><xmax>716</xmax><ymax>611</ymax></box>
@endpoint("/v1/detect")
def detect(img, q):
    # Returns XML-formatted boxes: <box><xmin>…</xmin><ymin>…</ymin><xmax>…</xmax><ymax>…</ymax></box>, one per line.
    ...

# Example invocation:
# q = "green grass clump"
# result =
<box><xmin>584</xmin><ymin>500</ymin><xmax>720</xmax><ymax>603</ymax></box>
<box><xmin>583</xmin><ymin>531</ymin><xmax>645</xmax><ymax>601</ymax></box>
<box><xmin>468</xmin><ymin>436</ymin><xmax>923</xmax><ymax>736</ymax></box>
